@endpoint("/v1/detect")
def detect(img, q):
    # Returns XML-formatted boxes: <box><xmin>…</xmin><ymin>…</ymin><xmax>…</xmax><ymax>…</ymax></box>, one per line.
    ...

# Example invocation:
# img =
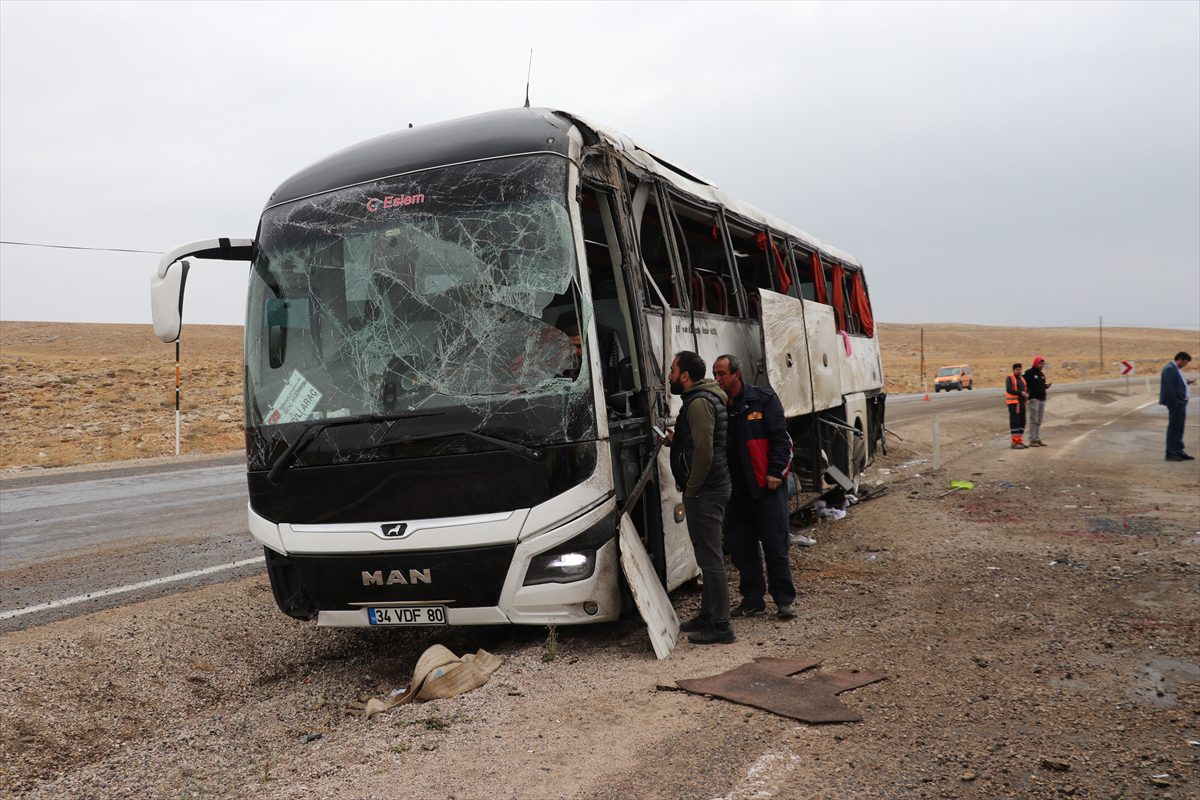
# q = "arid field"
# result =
<box><xmin>1</xmin><ymin>320</ymin><xmax>1196</xmax><ymax>470</ymax></box>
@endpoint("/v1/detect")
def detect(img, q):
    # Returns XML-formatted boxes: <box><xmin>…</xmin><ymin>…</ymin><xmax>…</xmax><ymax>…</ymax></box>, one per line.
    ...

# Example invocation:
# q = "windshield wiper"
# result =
<box><xmin>360</xmin><ymin>424</ymin><xmax>549</xmax><ymax>462</ymax></box>
<box><xmin>265</xmin><ymin>411</ymin><xmax>444</xmax><ymax>484</ymax></box>
<box><xmin>373</xmin><ymin>427</ymin><xmax>546</xmax><ymax>463</ymax></box>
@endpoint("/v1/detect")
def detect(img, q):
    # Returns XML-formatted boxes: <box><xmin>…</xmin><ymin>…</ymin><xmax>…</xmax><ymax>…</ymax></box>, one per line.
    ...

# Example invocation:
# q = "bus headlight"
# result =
<box><xmin>523</xmin><ymin>550</ymin><xmax>596</xmax><ymax>586</ymax></box>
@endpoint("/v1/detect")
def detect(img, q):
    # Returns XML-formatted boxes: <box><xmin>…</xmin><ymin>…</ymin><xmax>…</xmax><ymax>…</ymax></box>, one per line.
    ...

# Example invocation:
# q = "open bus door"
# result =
<box><xmin>615</xmin><ymin>429</ymin><xmax>679</xmax><ymax>660</ymax></box>
<box><xmin>618</xmin><ymin>241</ymin><xmax>680</xmax><ymax>660</ymax></box>
<box><xmin>618</xmin><ymin>513</ymin><xmax>679</xmax><ymax>659</ymax></box>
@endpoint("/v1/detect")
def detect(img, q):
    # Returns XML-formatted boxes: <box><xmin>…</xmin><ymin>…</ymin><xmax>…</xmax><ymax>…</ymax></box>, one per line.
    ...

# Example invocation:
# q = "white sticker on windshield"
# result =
<box><xmin>266</xmin><ymin>370</ymin><xmax>323</xmax><ymax>425</ymax></box>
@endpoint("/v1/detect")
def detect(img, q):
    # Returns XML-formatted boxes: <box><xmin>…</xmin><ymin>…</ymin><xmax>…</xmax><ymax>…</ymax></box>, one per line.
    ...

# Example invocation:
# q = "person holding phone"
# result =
<box><xmin>664</xmin><ymin>351</ymin><xmax>735</xmax><ymax>645</ymax></box>
<box><xmin>1161</xmin><ymin>351</ymin><xmax>1195</xmax><ymax>461</ymax></box>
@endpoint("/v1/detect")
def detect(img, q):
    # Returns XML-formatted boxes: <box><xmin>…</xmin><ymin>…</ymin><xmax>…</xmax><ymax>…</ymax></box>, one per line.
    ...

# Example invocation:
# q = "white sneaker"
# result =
<box><xmin>789</xmin><ymin>533</ymin><xmax>817</xmax><ymax>547</ymax></box>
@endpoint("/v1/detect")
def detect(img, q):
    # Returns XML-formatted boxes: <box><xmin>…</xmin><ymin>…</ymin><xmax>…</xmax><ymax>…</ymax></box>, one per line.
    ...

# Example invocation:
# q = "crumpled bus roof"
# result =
<box><xmin>264</xmin><ymin>107</ymin><xmax>861</xmax><ymax>268</ymax></box>
<box><xmin>560</xmin><ymin>111</ymin><xmax>862</xmax><ymax>269</ymax></box>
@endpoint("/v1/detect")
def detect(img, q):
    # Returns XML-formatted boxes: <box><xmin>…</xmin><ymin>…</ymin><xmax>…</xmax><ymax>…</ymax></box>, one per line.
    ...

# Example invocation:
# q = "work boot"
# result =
<box><xmin>730</xmin><ymin>603</ymin><xmax>767</xmax><ymax>618</ymax></box>
<box><xmin>678</xmin><ymin>613</ymin><xmax>711</xmax><ymax>633</ymax></box>
<box><xmin>688</xmin><ymin>623</ymin><xmax>736</xmax><ymax>645</ymax></box>
<box><xmin>776</xmin><ymin>604</ymin><xmax>797</xmax><ymax>620</ymax></box>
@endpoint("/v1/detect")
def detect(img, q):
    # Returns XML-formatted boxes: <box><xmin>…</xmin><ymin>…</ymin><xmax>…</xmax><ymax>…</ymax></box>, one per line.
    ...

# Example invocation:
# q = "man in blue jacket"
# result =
<box><xmin>1160</xmin><ymin>351</ymin><xmax>1194</xmax><ymax>461</ymax></box>
<box><xmin>713</xmin><ymin>354</ymin><xmax>797</xmax><ymax>619</ymax></box>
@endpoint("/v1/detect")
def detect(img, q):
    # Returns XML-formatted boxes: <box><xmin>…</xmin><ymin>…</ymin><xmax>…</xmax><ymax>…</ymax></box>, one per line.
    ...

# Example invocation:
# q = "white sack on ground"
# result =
<box><xmin>359</xmin><ymin>644</ymin><xmax>504</xmax><ymax>718</ymax></box>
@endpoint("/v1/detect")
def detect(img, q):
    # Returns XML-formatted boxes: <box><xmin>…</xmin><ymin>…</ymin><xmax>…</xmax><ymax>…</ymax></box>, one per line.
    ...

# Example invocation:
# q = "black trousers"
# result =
<box><xmin>684</xmin><ymin>493</ymin><xmax>731</xmax><ymax>625</ymax></box>
<box><xmin>725</xmin><ymin>488</ymin><xmax>796</xmax><ymax>608</ymax></box>
<box><xmin>1007</xmin><ymin>402</ymin><xmax>1026</xmax><ymax>436</ymax></box>
<box><xmin>1166</xmin><ymin>401</ymin><xmax>1187</xmax><ymax>456</ymax></box>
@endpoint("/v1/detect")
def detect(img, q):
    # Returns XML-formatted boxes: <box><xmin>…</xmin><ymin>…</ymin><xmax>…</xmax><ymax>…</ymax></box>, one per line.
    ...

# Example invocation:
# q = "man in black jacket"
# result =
<box><xmin>1160</xmin><ymin>351</ymin><xmax>1194</xmax><ymax>461</ymax></box>
<box><xmin>713</xmin><ymin>354</ymin><xmax>797</xmax><ymax>619</ymax></box>
<box><xmin>666</xmin><ymin>351</ymin><xmax>735</xmax><ymax>644</ymax></box>
<box><xmin>1023</xmin><ymin>357</ymin><xmax>1052</xmax><ymax>446</ymax></box>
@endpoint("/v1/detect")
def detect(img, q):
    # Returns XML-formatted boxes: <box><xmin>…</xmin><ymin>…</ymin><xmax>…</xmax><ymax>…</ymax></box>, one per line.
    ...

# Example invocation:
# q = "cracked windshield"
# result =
<box><xmin>245</xmin><ymin>155</ymin><xmax>595</xmax><ymax>469</ymax></box>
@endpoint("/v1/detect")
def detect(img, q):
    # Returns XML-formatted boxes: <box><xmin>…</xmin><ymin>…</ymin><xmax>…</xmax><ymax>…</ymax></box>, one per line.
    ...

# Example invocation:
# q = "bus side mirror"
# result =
<box><xmin>151</xmin><ymin>259</ymin><xmax>190</xmax><ymax>343</ymax></box>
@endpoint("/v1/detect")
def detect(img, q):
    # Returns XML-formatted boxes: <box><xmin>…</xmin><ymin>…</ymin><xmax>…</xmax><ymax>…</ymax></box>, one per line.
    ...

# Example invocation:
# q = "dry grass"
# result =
<box><xmin>878</xmin><ymin>322</ymin><xmax>1198</xmax><ymax>395</ymax></box>
<box><xmin>0</xmin><ymin>322</ymin><xmax>243</xmax><ymax>469</ymax></box>
<box><xmin>1</xmin><ymin>320</ymin><xmax>1196</xmax><ymax>470</ymax></box>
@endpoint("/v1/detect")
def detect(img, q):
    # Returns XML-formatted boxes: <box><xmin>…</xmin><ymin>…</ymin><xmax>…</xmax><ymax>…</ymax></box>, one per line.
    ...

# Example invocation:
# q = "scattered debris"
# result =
<box><xmin>301</xmin><ymin>733</ymin><xmax>323</xmax><ymax>744</ymax></box>
<box><xmin>817</xmin><ymin>507</ymin><xmax>847</xmax><ymax>521</ymax></box>
<box><xmin>675</xmin><ymin>657</ymin><xmax>886</xmax><ymax>723</ymax></box>
<box><xmin>789</xmin><ymin>532</ymin><xmax>818</xmax><ymax>547</ymax></box>
<box><xmin>351</xmin><ymin>645</ymin><xmax>503</xmax><ymax>719</ymax></box>
<box><xmin>1040</xmin><ymin>757</ymin><xmax>1071</xmax><ymax>772</ymax></box>
<box><xmin>949</xmin><ymin>480</ymin><xmax>975</xmax><ymax>491</ymax></box>
<box><xmin>858</xmin><ymin>485</ymin><xmax>888</xmax><ymax>502</ymax></box>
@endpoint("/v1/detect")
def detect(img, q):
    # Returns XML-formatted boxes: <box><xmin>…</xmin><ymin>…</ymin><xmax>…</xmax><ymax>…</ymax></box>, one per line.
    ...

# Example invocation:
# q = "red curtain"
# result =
<box><xmin>830</xmin><ymin>263</ymin><xmax>847</xmax><ymax>331</ymax></box>
<box><xmin>754</xmin><ymin>232</ymin><xmax>793</xmax><ymax>294</ymax></box>
<box><xmin>851</xmin><ymin>270</ymin><xmax>875</xmax><ymax>338</ymax></box>
<box><xmin>810</xmin><ymin>252</ymin><xmax>828</xmax><ymax>304</ymax></box>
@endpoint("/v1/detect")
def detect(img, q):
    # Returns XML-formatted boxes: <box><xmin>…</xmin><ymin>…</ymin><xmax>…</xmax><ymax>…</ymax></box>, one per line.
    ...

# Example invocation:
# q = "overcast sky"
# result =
<box><xmin>2</xmin><ymin>1</ymin><xmax>1197</xmax><ymax>330</ymax></box>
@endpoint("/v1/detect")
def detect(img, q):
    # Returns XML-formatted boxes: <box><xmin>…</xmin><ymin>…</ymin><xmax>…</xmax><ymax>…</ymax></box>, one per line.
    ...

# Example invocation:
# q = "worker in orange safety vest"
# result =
<box><xmin>1005</xmin><ymin>363</ymin><xmax>1029</xmax><ymax>449</ymax></box>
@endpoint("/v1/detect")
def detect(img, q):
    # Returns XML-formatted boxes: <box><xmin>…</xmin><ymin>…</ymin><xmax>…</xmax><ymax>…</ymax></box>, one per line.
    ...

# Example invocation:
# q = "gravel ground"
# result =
<box><xmin>1</xmin><ymin>390</ymin><xmax>1197</xmax><ymax>799</ymax></box>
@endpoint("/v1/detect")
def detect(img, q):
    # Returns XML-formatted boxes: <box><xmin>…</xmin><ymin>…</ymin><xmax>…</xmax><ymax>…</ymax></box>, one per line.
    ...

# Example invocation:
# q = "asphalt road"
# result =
<box><xmin>0</xmin><ymin>454</ymin><xmax>261</xmax><ymax>631</ymax></box>
<box><xmin>887</xmin><ymin>376</ymin><xmax>1152</xmax><ymax>419</ymax></box>
<box><xmin>0</xmin><ymin>376</ymin><xmax>1176</xmax><ymax>631</ymax></box>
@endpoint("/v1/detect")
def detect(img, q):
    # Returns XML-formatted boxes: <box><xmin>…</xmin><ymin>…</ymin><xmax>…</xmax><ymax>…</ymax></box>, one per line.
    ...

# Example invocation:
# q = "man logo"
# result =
<box><xmin>381</xmin><ymin>522</ymin><xmax>409</xmax><ymax>538</ymax></box>
<box><xmin>362</xmin><ymin>568</ymin><xmax>433</xmax><ymax>586</ymax></box>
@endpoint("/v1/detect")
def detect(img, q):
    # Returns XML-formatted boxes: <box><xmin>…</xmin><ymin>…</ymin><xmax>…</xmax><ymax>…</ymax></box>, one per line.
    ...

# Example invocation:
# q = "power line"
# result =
<box><xmin>0</xmin><ymin>240</ymin><xmax>161</xmax><ymax>255</ymax></box>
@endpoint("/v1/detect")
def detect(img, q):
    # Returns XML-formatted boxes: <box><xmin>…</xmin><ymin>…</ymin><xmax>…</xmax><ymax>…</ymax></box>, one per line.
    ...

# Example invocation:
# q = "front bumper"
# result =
<box><xmin>250</xmin><ymin>491</ymin><xmax>623</xmax><ymax>627</ymax></box>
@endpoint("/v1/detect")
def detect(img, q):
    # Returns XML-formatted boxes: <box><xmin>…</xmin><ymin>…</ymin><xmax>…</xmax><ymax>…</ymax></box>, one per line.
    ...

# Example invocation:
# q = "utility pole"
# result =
<box><xmin>920</xmin><ymin>327</ymin><xmax>926</xmax><ymax>396</ymax></box>
<box><xmin>1099</xmin><ymin>315</ymin><xmax>1104</xmax><ymax>373</ymax></box>
<box><xmin>175</xmin><ymin>339</ymin><xmax>182</xmax><ymax>456</ymax></box>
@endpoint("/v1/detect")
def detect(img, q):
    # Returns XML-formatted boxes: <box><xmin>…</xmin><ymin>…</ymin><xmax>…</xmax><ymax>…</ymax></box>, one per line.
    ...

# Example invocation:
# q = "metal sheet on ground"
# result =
<box><xmin>676</xmin><ymin>657</ymin><xmax>887</xmax><ymax>723</ymax></box>
<box><xmin>618</xmin><ymin>513</ymin><xmax>679</xmax><ymax>660</ymax></box>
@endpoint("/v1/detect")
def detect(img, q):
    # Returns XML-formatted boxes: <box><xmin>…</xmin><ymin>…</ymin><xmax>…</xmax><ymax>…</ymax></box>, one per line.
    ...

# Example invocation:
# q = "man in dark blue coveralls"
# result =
<box><xmin>713</xmin><ymin>354</ymin><xmax>797</xmax><ymax>619</ymax></box>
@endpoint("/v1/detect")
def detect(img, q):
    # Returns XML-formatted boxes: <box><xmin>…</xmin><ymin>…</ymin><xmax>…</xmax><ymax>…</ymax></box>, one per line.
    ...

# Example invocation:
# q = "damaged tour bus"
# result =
<box><xmin>150</xmin><ymin>109</ymin><xmax>884</xmax><ymax>646</ymax></box>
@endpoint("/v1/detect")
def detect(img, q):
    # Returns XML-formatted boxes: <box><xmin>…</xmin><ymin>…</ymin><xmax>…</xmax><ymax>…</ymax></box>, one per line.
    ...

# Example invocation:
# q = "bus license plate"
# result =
<box><xmin>368</xmin><ymin>606</ymin><xmax>447</xmax><ymax>626</ymax></box>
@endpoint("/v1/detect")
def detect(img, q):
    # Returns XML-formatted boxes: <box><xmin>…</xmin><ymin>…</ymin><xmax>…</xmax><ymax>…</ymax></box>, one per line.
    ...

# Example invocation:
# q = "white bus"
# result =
<box><xmin>151</xmin><ymin>108</ymin><xmax>884</xmax><ymax>638</ymax></box>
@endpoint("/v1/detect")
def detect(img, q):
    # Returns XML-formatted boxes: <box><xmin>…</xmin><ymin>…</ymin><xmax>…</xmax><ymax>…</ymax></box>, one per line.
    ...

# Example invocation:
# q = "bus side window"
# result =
<box><xmin>725</xmin><ymin>220</ymin><xmax>774</xmax><ymax>320</ymax></box>
<box><xmin>841</xmin><ymin>267</ymin><xmax>861</xmax><ymax>335</ymax></box>
<box><xmin>792</xmin><ymin>245</ymin><xmax>818</xmax><ymax>302</ymax></box>
<box><xmin>778</xmin><ymin>236</ymin><xmax>803</xmax><ymax>300</ymax></box>
<box><xmin>638</xmin><ymin>194</ymin><xmax>681</xmax><ymax>309</ymax></box>
<box><xmin>580</xmin><ymin>186</ymin><xmax>637</xmax><ymax>393</ymax></box>
<box><xmin>666</xmin><ymin>196</ymin><xmax>738</xmax><ymax>317</ymax></box>
<box><xmin>792</xmin><ymin>245</ymin><xmax>820</xmax><ymax>302</ymax></box>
